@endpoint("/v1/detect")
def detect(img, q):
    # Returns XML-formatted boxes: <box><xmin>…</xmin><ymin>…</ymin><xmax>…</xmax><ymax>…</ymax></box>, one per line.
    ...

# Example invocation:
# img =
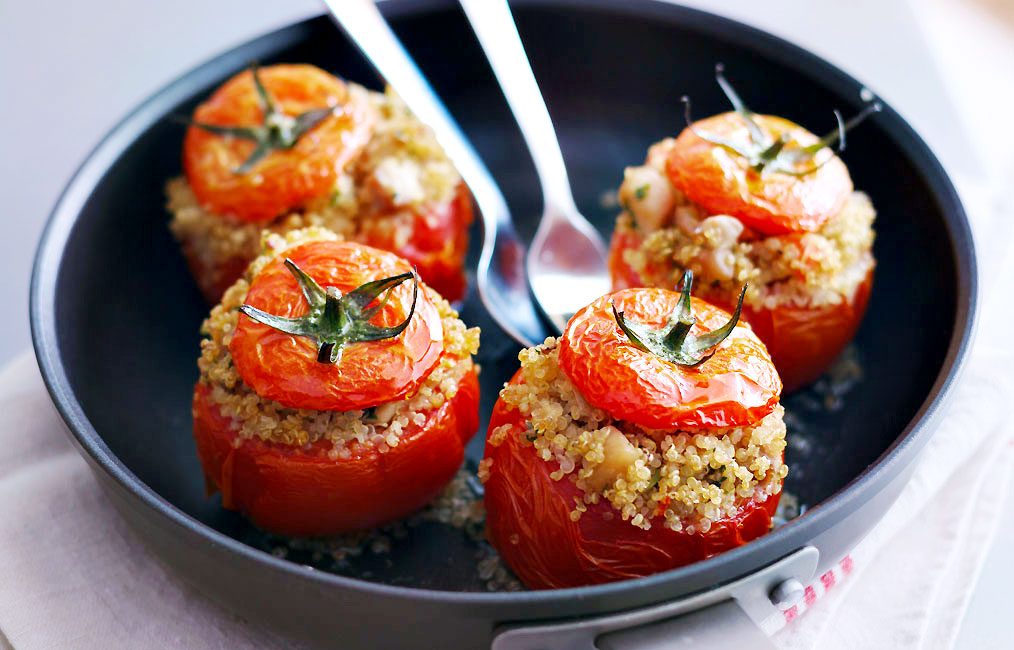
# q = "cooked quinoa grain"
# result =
<box><xmin>487</xmin><ymin>339</ymin><xmax>787</xmax><ymax>533</ymax></box>
<box><xmin>196</xmin><ymin>227</ymin><xmax>480</xmax><ymax>454</ymax></box>
<box><xmin>616</xmin><ymin>138</ymin><xmax>875</xmax><ymax>311</ymax></box>
<box><xmin>169</xmin><ymin>84</ymin><xmax>461</xmax><ymax>293</ymax></box>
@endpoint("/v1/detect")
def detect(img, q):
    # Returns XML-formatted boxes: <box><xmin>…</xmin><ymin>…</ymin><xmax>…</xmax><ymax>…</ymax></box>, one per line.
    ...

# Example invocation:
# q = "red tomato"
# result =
<box><xmin>181</xmin><ymin>246</ymin><xmax>252</xmax><ymax>305</ymax></box>
<box><xmin>482</xmin><ymin>384</ymin><xmax>780</xmax><ymax>590</ymax></box>
<box><xmin>606</xmin><ymin>227</ymin><xmax>665</xmax><ymax>293</ymax></box>
<box><xmin>357</xmin><ymin>181</ymin><xmax>474</xmax><ymax>302</ymax></box>
<box><xmin>739</xmin><ymin>270</ymin><xmax>873</xmax><ymax>393</ymax></box>
<box><xmin>667</xmin><ymin>113</ymin><xmax>852</xmax><ymax>236</ymax></box>
<box><xmin>183</xmin><ymin>64</ymin><xmax>374</xmax><ymax>223</ymax></box>
<box><xmin>558</xmin><ymin>288</ymin><xmax>781</xmax><ymax>431</ymax></box>
<box><xmin>230</xmin><ymin>240</ymin><xmax>445</xmax><ymax>412</ymax></box>
<box><xmin>193</xmin><ymin>369</ymin><xmax>479</xmax><ymax>537</ymax></box>
<box><xmin>608</xmin><ymin>230</ymin><xmax>872</xmax><ymax>393</ymax></box>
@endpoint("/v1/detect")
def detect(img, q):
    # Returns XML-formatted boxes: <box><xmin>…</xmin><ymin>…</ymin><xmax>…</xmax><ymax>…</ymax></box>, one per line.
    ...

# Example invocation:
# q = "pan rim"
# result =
<box><xmin>29</xmin><ymin>0</ymin><xmax>977</xmax><ymax>610</ymax></box>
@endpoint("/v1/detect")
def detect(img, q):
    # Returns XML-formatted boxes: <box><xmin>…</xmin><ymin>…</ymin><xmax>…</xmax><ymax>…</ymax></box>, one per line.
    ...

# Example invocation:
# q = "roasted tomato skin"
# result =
<box><xmin>183</xmin><ymin>64</ymin><xmax>374</xmax><ymax>224</ymax></box>
<box><xmin>482</xmin><ymin>383</ymin><xmax>779</xmax><ymax>590</ymax></box>
<box><xmin>230</xmin><ymin>240</ymin><xmax>445</xmax><ymax>412</ymax></box>
<box><xmin>739</xmin><ymin>270</ymin><xmax>873</xmax><ymax>393</ymax></box>
<box><xmin>558</xmin><ymin>289</ymin><xmax>781</xmax><ymax>431</ymax></box>
<box><xmin>608</xmin><ymin>231</ymin><xmax>872</xmax><ymax>393</ymax></box>
<box><xmin>358</xmin><ymin>182</ymin><xmax>474</xmax><ymax>302</ymax></box>
<box><xmin>607</xmin><ymin>227</ymin><xmax>665</xmax><ymax>293</ymax></box>
<box><xmin>182</xmin><ymin>247</ymin><xmax>252</xmax><ymax>305</ymax></box>
<box><xmin>667</xmin><ymin>113</ymin><xmax>853</xmax><ymax>236</ymax></box>
<box><xmin>193</xmin><ymin>369</ymin><xmax>479</xmax><ymax>537</ymax></box>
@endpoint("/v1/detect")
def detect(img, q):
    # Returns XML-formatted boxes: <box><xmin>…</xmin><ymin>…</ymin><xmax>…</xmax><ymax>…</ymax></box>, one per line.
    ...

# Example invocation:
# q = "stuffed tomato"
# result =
<box><xmin>168</xmin><ymin>63</ymin><xmax>473</xmax><ymax>303</ymax></box>
<box><xmin>608</xmin><ymin>65</ymin><xmax>878</xmax><ymax>391</ymax></box>
<box><xmin>480</xmin><ymin>272</ymin><xmax>787</xmax><ymax>589</ymax></box>
<box><xmin>192</xmin><ymin>227</ymin><xmax>480</xmax><ymax>537</ymax></box>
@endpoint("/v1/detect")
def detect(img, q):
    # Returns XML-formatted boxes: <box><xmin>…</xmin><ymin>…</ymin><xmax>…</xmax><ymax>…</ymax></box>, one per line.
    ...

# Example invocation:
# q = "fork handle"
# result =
<box><xmin>321</xmin><ymin>0</ymin><xmax>548</xmax><ymax>347</ymax></box>
<box><xmin>458</xmin><ymin>0</ymin><xmax>578</xmax><ymax>216</ymax></box>
<box><xmin>321</xmin><ymin>0</ymin><xmax>510</xmax><ymax>227</ymax></box>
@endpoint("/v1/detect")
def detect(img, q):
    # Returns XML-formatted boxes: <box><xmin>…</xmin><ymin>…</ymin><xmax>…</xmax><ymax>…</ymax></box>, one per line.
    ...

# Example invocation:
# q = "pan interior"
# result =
<box><xmin>52</xmin><ymin>5</ymin><xmax>957</xmax><ymax>591</ymax></box>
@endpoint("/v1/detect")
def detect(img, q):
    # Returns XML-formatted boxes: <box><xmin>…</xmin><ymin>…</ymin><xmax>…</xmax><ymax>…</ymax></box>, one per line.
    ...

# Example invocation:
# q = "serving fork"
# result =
<box><xmin>457</xmin><ymin>0</ymin><xmax>610</xmax><ymax>334</ymax></box>
<box><xmin>323</xmin><ymin>0</ymin><xmax>549</xmax><ymax>346</ymax></box>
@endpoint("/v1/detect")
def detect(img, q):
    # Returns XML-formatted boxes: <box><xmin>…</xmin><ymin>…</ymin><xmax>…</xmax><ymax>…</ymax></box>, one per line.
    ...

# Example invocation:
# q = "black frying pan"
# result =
<box><xmin>30</xmin><ymin>1</ymin><xmax>976</xmax><ymax>647</ymax></box>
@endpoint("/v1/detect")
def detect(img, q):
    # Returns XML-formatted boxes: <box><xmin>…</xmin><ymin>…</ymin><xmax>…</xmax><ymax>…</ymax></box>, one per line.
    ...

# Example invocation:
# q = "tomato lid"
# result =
<box><xmin>667</xmin><ymin>65</ymin><xmax>880</xmax><ymax>235</ymax></box>
<box><xmin>183</xmin><ymin>64</ymin><xmax>374</xmax><ymax>223</ymax></box>
<box><xmin>230</xmin><ymin>240</ymin><xmax>444</xmax><ymax>411</ymax></box>
<box><xmin>558</xmin><ymin>280</ymin><xmax>781</xmax><ymax>431</ymax></box>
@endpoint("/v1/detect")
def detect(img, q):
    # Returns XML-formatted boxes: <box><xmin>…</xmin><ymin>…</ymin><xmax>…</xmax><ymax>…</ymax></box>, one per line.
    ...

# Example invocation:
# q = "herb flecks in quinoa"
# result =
<box><xmin>486</xmin><ymin>339</ymin><xmax>787</xmax><ymax>533</ymax></box>
<box><xmin>617</xmin><ymin>139</ymin><xmax>875</xmax><ymax>311</ymax></box>
<box><xmin>197</xmin><ymin>228</ymin><xmax>480</xmax><ymax>454</ymax></box>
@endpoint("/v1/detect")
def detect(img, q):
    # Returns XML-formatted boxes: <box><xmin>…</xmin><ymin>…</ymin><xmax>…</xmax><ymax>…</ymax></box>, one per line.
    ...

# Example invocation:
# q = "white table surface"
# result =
<box><xmin>1</xmin><ymin>0</ymin><xmax>1011</xmax><ymax>647</ymax></box>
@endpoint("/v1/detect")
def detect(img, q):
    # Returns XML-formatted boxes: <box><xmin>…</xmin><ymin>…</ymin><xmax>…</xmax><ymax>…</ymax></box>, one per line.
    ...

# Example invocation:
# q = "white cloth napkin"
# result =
<box><xmin>769</xmin><ymin>343</ymin><xmax>1014</xmax><ymax>649</ymax></box>
<box><xmin>0</xmin><ymin>352</ymin><xmax>290</xmax><ymax>650</ymax></box>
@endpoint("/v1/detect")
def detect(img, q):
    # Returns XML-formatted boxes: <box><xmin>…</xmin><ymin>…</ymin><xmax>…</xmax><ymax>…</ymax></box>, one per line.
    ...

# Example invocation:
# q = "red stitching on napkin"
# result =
<box><xmin>779</xmin><ymin>553</ymin><xmax>856</xmax><ymax>627</ymax></box>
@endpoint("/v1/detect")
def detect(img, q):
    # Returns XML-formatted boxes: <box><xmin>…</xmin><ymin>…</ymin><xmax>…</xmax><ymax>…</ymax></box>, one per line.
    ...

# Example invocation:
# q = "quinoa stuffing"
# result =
<box><xmin>484</xmin><ymin>338</ymin><xmax>787</xmax><ymax>534</ymax></box>
<box><xmin>615</xmin><ymin>138</ymin><xmax>875</xmax><ymax>311</ymax></box>
<box><xmin>196</xmin><ymin>227</ymin><xmax>480</xmax><ymax>456</ymax></box>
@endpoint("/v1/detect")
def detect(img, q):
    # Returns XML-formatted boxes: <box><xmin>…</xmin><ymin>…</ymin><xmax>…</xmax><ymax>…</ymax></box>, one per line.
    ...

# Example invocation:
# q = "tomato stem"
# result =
<box><xmin>613</xmin><ymin>270</ymin><xmax>746</xmax><ymax>367</ymax></box>
<box><xmin>238</xmin><ymin>259</ymin><xmax>419</xmax><ymax>365</ymax></box>
<box><xmin>681</xmin><ymin>64</ymin><xmax>882</xmax><ymax>177</ymax></box>
<box><xmin>178</xmin><ymin>62</ymin><xmax>339</xmax><ymax>174</ymax></box>
<box><xmin>714</xmin><ymin>63</ymin><xmax>768</xmax><ymax>148</ymax></box>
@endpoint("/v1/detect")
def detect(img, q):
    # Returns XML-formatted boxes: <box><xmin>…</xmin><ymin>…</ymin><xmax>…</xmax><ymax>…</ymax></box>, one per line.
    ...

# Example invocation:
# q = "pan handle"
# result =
<box><xmin>491</xmin><ymin>546</ymin><xmax>818</xmax><ymax>650</ymax></box>
<box><xmin>596</xmin><ymin>599</ymin><xmax>775</xmax><ymax>649</ymax></box>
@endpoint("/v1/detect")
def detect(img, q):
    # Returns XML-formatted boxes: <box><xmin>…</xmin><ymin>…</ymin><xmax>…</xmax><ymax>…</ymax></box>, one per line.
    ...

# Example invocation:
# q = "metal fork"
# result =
<box><xmin>457</xmin><ymin>0</ymin><xmax>609</xmax><ymax>334</ymax></box>
<box><xmin>322</xmin><ymin>0</ymin><xmax>547</xmax><ymax>346</ymax></box>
